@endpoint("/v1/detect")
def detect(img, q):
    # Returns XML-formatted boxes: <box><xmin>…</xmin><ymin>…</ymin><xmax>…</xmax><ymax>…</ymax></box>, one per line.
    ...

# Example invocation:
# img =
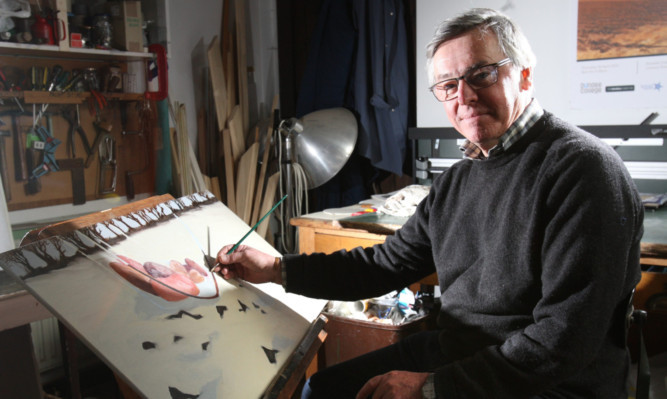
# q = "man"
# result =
<box><xmin>215</xmin><ymin>8</ymin><xmax>643</xmax><ymax>398</ymax></box>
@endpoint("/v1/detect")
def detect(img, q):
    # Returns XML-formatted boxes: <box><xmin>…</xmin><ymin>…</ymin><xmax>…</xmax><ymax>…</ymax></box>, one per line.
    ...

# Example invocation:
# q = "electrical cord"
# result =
<box><xmin>277</xmin><ymin>120</ymin><xmax>310</xmax><ymax>253</ymax></box>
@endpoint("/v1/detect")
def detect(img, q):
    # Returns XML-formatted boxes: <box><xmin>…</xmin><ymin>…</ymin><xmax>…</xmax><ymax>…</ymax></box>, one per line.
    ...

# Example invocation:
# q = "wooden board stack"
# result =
<box><xmin>191</xmin><ymin>0</ymin><xmax>279</xmax><ymax>239</ymax></box>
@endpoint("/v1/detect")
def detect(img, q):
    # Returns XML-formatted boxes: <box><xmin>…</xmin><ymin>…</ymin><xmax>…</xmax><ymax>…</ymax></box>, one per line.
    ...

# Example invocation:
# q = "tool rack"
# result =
<box><xmin>0</xmin><ymin>41</ymin><xmax>156</xmax><ymax>212</ymax></box>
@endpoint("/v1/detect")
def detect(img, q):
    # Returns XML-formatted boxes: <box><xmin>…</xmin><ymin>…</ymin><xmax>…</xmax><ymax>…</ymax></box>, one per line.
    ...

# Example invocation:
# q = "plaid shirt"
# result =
<box><xmin>459</xmin><ymin>100</ymin><xmax>544</xmax><ymax>160</ymax></box>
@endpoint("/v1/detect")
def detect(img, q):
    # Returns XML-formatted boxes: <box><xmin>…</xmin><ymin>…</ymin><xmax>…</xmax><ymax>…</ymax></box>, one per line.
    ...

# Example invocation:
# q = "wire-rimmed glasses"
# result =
<box><xmin>430</xmin><ymin>58</ymin><xmax>512</xmax><ymax>102</ymax></box>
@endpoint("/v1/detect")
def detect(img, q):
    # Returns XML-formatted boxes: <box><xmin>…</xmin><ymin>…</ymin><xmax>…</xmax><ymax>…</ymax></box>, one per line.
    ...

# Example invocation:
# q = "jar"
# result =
<box><xmin>83</xmin><ymin>67</ymin><xmax>99</xmax><ymax>91</ymax></box>
<box><xmin>92</xmin><ymin>14</ymin><xmax>112</xmax><ymax>49</ymax></box>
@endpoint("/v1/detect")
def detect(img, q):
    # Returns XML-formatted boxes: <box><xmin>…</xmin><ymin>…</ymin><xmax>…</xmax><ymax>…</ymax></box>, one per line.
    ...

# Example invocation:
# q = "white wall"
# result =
<box><xmin>247</xmin><ymin>0</ymin><xmax>280</xmax><ymax>124</ymax></box>
<box><xmin>165</xmin><ymin>0</ymin><xmax>223</xmax><ymax>141</ymax></box>
<box><xmin>416</xmin><ymin>0</ymin><xmax>667</xmax><ymax>128</ymax></box>
<box><xmin>166</xmin><ymin>0</ymin><xmax>280</xmax><ymax>146</ymax></box>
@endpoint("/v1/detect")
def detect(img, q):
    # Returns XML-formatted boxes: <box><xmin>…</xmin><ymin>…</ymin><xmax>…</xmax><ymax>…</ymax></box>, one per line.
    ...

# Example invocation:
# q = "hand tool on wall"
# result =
<box><xmin>62</xmin><ymin>105</ymin><xmax>92</xmax><ymax>159</ymax></box>
<box><xmin>24</xmin><ymin>121</ymin><xmax>43</xmax><ymax>195</ymax></box>
<box><xmin>57</xmin><ymin>158</ymin><xmax>86</xmax><ymax>205</ymax></box>
<box><xmin>0</xmin><ymin>123</ymin><xmax>11</xmax><ymax>201</ymax></box>
<box><xmin>47</xmin><ymin>65</ymin><xmax>63</xmax><ymax>92</ymax></box>
<box><xmin>88</xmin><ymin>89</ymin><xmax>108</xmax><ymax>117</ymax></box>
<box><xmin>85</xmin><ymin>120</ymin><xmax>112</xmax><ymax>168</ymax></box>
<box><xmin>98</xmin><ymin>135</ymin><xmax>116</xmax><ymax>196</ymax></box>
<box><xmin>1</xmin><ymin>66</ymin><xmax>26</xmax><ymax>91</ymax></box>
<box><xmin>24</xmin><ymin>122</ymin><xmax>61</xmax><ymax>195</ymax></box>
<box><xmin>41</xmin><ymin>65</ymin><xmax>48</xmax><ymax>90</ymax></box>
<box><xmin>54</xmin><ymin>71</ymin><xmax>70</xmax><ymax>92</ymax></box>
<box><xmin>30</xmin><ymin>124</ymin><xmax>61</xmax><ymax>179</ymax></box>
<box><xmin>1</xmin><ymin>67</ymin><xmax>25</xmax><ymax>110</ymax></box>
<box><xmin>61</xmin><ymin>70</ymin><xmax>84</xmax><ymax>92</ymax></box>
<box><xmin>10</xmin><ymin>113</ymin><xmax>29</xmax><ymax>182</ymax></box>
<box><xmin>121</xmin><ymin>101</ymin><xmax>150</xmax><ymax>200</ymax></box>
<box><xmin>0</xmin><ymin>67</ymin><xmax>6</xmax><ymax>91</ymax></box>
<box><xmin>30</xmin><ymin>66</ymin><xmax>39</xmax><ymax>90</ymax></box>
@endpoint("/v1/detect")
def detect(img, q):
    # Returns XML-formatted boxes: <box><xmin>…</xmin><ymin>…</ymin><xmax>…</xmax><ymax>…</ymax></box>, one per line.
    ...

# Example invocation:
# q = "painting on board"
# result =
<box><xmin>577</xmin><ymin>0</ymin><xmax>667</xmax><ymax>61</ymax></box>
<box><xmin>0</xmin><ymin>192</ymin><xmax>325</xmax><ymax>398</ymax></box>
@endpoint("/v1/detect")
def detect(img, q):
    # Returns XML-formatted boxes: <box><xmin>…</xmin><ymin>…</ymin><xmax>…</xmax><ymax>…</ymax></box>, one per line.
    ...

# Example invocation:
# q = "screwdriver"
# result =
<box><xmin>42</xmin><ymin>66</ymin><xmax>48</xmax><ymax>90</ymax></box>
<box><xmin>47</xmin><ymin>65</ymin><xmax>63</xmax><ymax>92</ymax></box>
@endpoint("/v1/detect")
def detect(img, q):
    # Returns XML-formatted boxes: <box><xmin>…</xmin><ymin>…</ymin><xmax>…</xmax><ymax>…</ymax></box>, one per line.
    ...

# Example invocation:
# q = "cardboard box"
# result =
<box><xmin>107</xmin><ymin>1</ymin><xmax>144</xmax><ymax>52</ymax></box>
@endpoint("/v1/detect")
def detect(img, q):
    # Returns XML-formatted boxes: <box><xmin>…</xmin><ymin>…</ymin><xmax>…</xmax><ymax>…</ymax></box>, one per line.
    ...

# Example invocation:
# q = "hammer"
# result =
<box><xmin>0</xmin><ymin>122</ymin><xmax>10</xmax><ymax>201</ymax></box>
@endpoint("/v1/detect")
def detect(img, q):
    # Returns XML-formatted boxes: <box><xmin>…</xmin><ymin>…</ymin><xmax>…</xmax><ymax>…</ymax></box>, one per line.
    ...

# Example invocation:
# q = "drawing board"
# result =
<box><xmin>0</xmin><ymin>192</ymin><xmax>326</xmax><ymax>398</ymax></box>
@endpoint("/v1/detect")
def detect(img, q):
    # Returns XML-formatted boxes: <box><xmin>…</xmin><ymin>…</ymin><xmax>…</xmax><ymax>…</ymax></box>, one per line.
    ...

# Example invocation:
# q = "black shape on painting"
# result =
<box><xmin>202</xmin><ymin>341</ymin><xmax>210</xmax><ymax>351</ymax></box>
<box><xmin>216</xmin><ymin>305</ymin><xmax>228</xmax><ymax>319</ymax></box>
<box><xmin>168</xmin><ymin>386</ymin><xmax>199</xmax><ymax>399</ymax></box>
<box><xmin>174</xmin><ymin>335</ymin><xmax>183</xmax><ymax>343</ymax></box>
<box><xmin>262</xmin><ymin>346</ymin><xmax>279</xmax><ymax>364</ymax></box>
<box><xmin>238</xmin><ymin>299</ymin><xmax>249</xmax><ymax>312</ymax></box>
<box><xmin>253</xmin><ymin>302</ymin><xmax>260</xmax><ymax>309</ymax></box>
<box><xmin>142</xmin><ymin>341</ymin><xmax>157</xmax><ymax>350</ymax></box>
<box><xmin>166</xmin><ymin>310</ymin><xmax>203</xmax><ymax>320</ymax></box>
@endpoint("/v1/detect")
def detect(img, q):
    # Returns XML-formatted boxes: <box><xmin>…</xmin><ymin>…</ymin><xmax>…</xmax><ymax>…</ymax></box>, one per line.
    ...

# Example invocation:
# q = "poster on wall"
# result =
<box><xmin>571</xmin><ymin>0</ymin><xmax>667</xmax><ymax>110</ymax></box>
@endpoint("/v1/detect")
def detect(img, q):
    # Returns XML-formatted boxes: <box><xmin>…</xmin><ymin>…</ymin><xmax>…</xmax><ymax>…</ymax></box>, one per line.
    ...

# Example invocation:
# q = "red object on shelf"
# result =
<box><xmin>70</xmin><ymin>33</ymin><xmax>83</xmax><ymax>48</ymax></box>
<box><xmin>31</xmin><ymin>15</ymin><xmax>55</xmax><ymax>45</ymax></box>
<box><xmin>145</xmin><ymin>43</ymin><xmax>168</xmax><ymax>101</ymax></box>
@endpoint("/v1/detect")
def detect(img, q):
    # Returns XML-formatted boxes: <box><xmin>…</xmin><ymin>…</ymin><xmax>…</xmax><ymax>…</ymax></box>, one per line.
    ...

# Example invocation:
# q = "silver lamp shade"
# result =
<box><xmin>293</xmin><ymin>107</ymin><xmax>357</xmax><ymax>189</ymax></box>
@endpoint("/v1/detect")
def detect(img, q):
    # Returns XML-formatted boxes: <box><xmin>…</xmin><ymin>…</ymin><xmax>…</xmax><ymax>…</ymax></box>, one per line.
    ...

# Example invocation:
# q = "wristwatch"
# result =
<box><xmin>421</xmin><ymin>373</ymin><xmax>436</xmax><ymax>399</ymax></box>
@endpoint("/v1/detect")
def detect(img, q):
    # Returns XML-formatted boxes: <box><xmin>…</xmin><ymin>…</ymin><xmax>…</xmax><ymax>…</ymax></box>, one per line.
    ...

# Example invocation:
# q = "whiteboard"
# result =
<box><xmin>416</xmin><ymin>0</ymin><xmax>667</xmax><ymax>128</ymax></box>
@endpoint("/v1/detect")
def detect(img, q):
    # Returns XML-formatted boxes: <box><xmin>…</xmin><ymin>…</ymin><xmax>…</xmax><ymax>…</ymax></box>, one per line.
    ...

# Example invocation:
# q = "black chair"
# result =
<box><xmin>626</xmin><ymin>291</ymin><xmax>650</xmax><ymax>399</ymax></box>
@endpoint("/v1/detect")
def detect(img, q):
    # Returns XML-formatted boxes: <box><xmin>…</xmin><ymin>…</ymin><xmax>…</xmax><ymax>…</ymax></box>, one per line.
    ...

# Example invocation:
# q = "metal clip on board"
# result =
<box><xmin>98</xmin><ymin>135</ymin><xmax>117</xmax><ymax>195</ymax></box>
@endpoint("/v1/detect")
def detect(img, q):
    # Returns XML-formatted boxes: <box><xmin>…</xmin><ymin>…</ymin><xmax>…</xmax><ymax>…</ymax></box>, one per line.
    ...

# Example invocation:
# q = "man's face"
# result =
<box><xmin>432</xmin><ymin>30</ymin><xmax>531</xmax><ymax>154</ymax></box>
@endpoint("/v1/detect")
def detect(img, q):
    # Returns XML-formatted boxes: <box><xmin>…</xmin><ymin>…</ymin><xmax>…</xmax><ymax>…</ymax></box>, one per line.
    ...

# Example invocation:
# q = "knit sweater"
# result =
<box><xmin>284</xmin><ymin>112</ymin><xmax>644</xmax><ymax>398</ymax></box>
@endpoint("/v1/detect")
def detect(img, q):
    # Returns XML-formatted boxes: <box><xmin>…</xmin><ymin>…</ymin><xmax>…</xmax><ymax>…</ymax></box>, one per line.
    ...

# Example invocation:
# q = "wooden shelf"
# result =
<box><xmin>0</xmin><ymin>41</ymin><xmax>155</xmax><ymax>213</ymax></box>
<box><xmin>0</xmin><ymin>42</ymin><xmax>152</xmax><ymax>61</ymax></box>
<box><xmin>0</xmin><ymin>90</ymin><xmax>145</xmax><ymax>104</ymax></box>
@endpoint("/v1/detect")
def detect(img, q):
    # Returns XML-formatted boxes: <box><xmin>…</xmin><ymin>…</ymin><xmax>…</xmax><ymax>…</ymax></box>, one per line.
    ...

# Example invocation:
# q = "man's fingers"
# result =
<box><xmin>216</xmin><ymin>244</ymin><xmax>236</xmax><ymax>259</ymax></box>
<box><xmin>215</xmin><ymin>265</ymin><xmax>238</xmax><ymax>280</ymax></box>
<box><xmin>356</xmin><ymin>375</ymin><xmax>381</xmax><ymax>399</ymax></box>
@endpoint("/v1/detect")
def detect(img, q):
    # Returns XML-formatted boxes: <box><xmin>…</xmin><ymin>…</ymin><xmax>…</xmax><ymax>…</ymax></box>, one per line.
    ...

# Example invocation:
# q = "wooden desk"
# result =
<box><xmin>293</xmin><ymin>208</ymin><xmax>667</xmax><ymax>360</ymax></box>
<box><xmin>292</xmin><ymin>208</ymin><xmax>667</xmax><ymax>287</ymax></box>
<box><xmin>290</xmin><ymin>212</ymin><xmax>434</xmax><ymax>288</ymax></box>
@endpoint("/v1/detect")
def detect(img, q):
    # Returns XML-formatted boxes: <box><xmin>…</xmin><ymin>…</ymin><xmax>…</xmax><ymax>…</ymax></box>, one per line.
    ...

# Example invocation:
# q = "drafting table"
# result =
<box><xmin>1</xmin><ymin>193</ymin><xmax>326</xmax><ymax>399</ymax></box>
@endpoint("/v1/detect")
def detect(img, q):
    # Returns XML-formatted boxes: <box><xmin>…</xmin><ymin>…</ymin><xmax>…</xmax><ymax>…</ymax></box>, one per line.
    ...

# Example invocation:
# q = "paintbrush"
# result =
<box><xmin>227</xmin><ymin>194</ymin><xmax>288</xmax><ymax>254</ymax></box>
<box><xmin>207</xmin><ymin>194</ymin><xmax>288</xmax><ymax>270</ymax></box>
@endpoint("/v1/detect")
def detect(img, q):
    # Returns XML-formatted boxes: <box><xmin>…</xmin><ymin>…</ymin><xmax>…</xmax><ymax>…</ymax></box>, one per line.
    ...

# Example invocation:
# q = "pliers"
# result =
<box><xmin>88</xmin><ymin>89</ymin><xmax>108</xmax><ymax>117</ymax></box>
<box><xmin>61</xmin><ymin>106</ymin><xmax>92</xmax><ymax>159</ymax></box>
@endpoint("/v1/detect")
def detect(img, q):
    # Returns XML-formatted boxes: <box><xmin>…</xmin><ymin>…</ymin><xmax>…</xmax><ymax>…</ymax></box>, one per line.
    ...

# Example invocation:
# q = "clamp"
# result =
<box><xmin>30</xmin><ymin>125</ymin><xmax>61</xmax><ymax>178</ymax></box>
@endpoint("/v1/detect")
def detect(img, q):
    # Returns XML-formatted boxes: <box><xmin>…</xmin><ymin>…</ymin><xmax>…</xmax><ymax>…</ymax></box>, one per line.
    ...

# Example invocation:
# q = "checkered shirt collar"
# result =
<box><xmin>459</xmin><ymin>100</ymin><xmax>544</xmax><ymax>160</ymax></box>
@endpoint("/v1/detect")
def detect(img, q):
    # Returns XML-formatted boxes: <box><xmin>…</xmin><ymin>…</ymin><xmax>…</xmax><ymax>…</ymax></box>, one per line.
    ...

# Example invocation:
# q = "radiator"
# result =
<box><xmin>30</xmin><ymin>317</ymin><xmax>62</xmax><ymax>373</ymax></box>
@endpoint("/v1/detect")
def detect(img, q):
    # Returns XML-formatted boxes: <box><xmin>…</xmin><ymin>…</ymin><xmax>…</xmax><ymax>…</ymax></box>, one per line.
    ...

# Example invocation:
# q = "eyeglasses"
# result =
<box><xmin>429</xmin><ymin>58</ymin><xmax>512</xmax><ymax>102</ymax></box>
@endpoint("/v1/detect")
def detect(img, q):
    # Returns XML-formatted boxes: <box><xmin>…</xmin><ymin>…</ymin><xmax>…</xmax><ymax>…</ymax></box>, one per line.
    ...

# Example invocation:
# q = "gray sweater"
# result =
<box><xmin>284</xmin><ymin>112</ymin><xmax>643</xmax><ymax>398</ymax></box>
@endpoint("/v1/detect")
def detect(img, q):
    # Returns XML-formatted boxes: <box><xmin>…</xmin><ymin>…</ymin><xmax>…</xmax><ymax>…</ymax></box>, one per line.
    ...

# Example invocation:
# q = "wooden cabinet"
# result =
<box><xmin>293</xmin><ymin>218</ymin><xmax>388</xmax><ymax>254</ymax></box>
<box><xmin>0</xmin><ymin>42</ymin><xmax>156</xmax><ymax>211</ymax></box>
<box><xmin>290</xmin><ymin>215</ymin><xmax>439</xmax><ymax>287</ymax></box>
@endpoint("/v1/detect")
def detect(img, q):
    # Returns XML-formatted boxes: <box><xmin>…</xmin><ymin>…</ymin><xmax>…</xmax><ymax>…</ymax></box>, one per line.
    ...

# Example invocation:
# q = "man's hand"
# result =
<box><xmin>356</xmin><ymin>371</ymin><xmax>430</xmax><ymax>399</ymax></box>
<box><xmin>214</xmin><ymin>245</ymin><xmax>282</xmax><ymax>285</ymax></box>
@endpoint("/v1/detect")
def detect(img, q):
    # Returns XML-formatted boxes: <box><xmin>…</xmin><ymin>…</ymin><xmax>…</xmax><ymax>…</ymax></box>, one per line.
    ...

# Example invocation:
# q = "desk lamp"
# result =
<box><xmin>278</xmin><ymin>107</ymin><xmax>357</xmax><ymax>252</ymax></box>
